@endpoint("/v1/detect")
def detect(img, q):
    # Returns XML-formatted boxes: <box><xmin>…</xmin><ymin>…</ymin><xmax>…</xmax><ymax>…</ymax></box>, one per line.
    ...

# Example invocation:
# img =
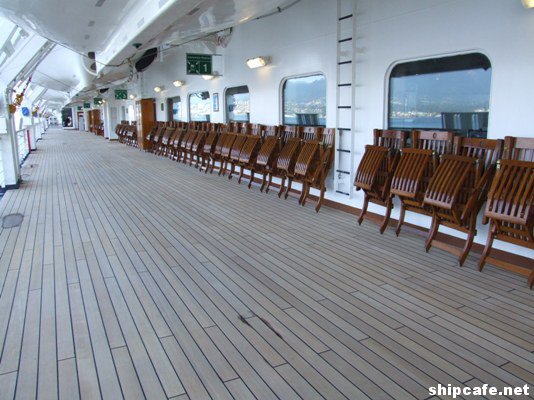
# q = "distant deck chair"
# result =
<box><xmin>182</xmin><ymin>129</ymin><xmax>200</xmax><ymax>164</ymax></box>
<box><xmin>252</xmin><ymin>125</ymin><xmax>281</xmax><ymax>191</ymax></box>
<box><xmin>190</xmin><ymin>130</ymin><xmax>207</xmax><ymax>167</ymax></box>
<box><xmin>283</xmin><ymin>126</ymin><xmax>322</xmax><ymax>199</ymax></box>
<box><xmin>423</xmin><ymin>137</ymin><xmax>503</xmax><ymax>265</ymax></box>
<box><xmin>170</xmin><ymin>127</ymin><xmax>187</xmax><ymax>160</ymax></box>
<box><xmin>479</xmin><ymin>136</ymin><xmax>534</xmax><ymax>287</ymax></box>
<box><xmin>226</xmin><ymin>133</ymin><xmax>248</xmax><ymax>178</ymax></box>
<box><xmin>354</xmin><ymin>129</ymin><xmax>410</xmax><ymax>233</ymax></box>
<box><xmin>293</xmin><ymin>128</ymin><xmax>335</xmax><ymax>212</ymax></box>
<box><xmin>235</xmin><ymin>129</ymin><xmax>263</xmax><ymax>185</ymax></box>
<box><xmin>390</xmin><ymin>130</ymin><xmax>455</xmax><ymax>236</ymax></box>
<box><xmin>200</xmin><ymin>129</ymin><xmax>220</xmax><ymax>172</ymax></box>
<box><xmin>266</xmin><ymin>125</ymin><xmax>304</xmax><ymax>195</ymax></box>
<box><xmin>218</xmin><ymin>132</ymin><xmax>238</xmax><ymax>175</ymax></box>
<box><xmin>157</xmin><ymin>127</ymin><xmax>174</xmax><ymax>155</ymax></box>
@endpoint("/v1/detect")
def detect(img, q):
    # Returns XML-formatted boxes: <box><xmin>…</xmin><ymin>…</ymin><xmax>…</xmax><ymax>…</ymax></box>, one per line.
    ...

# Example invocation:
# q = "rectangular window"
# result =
<box><xmin>283</xmin><ymin>74</ymin><xmax>326</xmax><ymax>126</ymax></box>
<box><xmin>189</xmin><ymin>91</ymin><xmax>211</xmax><ymax>122</ymax></box>
<box><xmin>225</xmin><ymin>86</ymin><xmax>250</xmax><ymax>122</ymax></box>
<box><xmin>388</xmin><ymin>53</ymin><xmax>491</xmax><ymax>138</ymax></box>
<box><xmin>167</xmin><ymin>96</ymin><xmax>181</xmax><ymax>121</ymax></box>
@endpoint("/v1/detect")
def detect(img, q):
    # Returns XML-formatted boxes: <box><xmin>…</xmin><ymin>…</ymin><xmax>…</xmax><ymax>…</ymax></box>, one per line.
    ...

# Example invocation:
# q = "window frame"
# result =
<box><xmin>188</xmin><ymin>91</ymin><xmax>211</xmax><ymax>122</ymax></box>
<box><xmin>280</xmin><ymin>72</ymin><xmax>327</xmax><ymax>126</ymax></box>
<box><xmin>224</xmin><ymin>85</ymin><xmax>250</xmax><ymax>123</ymax></box>
<box><xmin>386</xmin><ymin>52</ymin><xmax>492</xmax><ymax>137</ymax></box>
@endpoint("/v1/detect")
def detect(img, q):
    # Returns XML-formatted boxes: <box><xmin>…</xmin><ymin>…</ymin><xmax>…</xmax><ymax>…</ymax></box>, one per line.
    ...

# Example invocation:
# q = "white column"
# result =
<box><xmin>0</xmin><ymin>87</ymin><xmax>21</xmax><ymax>188</ymax></box>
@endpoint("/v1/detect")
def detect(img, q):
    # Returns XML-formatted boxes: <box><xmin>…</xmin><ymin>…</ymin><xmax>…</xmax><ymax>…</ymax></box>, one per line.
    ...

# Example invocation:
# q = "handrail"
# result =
<box><xmin>16</xmin><ymin>128</ymin><xmax>30</xmax><ymax>165</ymax></box>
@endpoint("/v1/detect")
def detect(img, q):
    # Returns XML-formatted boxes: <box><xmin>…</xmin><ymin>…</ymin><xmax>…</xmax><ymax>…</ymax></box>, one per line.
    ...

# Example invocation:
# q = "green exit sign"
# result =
<box><xmin>94</xmin><ymin>98</ymin><xmax>103</xmax><ymax>105</ymax></box>
<box><xmin>186</xmin><ymin>53</ymin><xmax>212</xmax><ymax>75</ymax></box>
<box><xmin>115</xmin><ymin>89</ymin><xmax>127</xmax><ymax>100</ymax></box>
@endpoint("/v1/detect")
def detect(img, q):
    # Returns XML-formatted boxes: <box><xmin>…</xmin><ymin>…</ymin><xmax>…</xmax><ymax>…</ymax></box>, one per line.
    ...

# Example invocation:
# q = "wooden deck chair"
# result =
<box><xmin>283</xmin><ymin>127</ymin><xmax>322</xmax><ymax>198</ymax></box>
<box><xmin>236</xmin><ymin>132</ymin><xmax>263</xmax><ymax>185</ymax></box>
<box><xmin>170</xmin><ymin>127</ymin><xmax>186</xmax><ymax>160</ymax></box>
<box><xmin>293</xmin><ymin>128</ymin><xmax>335</xmax><ymax>212</ymax></box>
<box><xmin>209</xmin><ymin>131</ymin><xmax>230</xmax><ymax>173</ymax></box>
<box><xmin>177</xmin><ymin>129</ymin><xmax>194</xmax><ymax>162</ymax></box>
<box><xmin>190</xmin><ymin>130</ymin><xmax>207</xmax><ymax>167</ymax></box>
<box><xmin>156</xmin><ymin>127</ymin><xmax>174</xmax><ymax>155</ymax></box>
<box><xmin>423</xmin><ymin>137</ymin><xmax>503</xmax><ymax>265</ymax></box>
<box><xmin>226</xmin><ymin>133</ymin><xmax>248</xmax><ymax>178</ymax></box>
<box><xmin>252</xmin><ymin>125</ymin><xmax>281</xmax><ymax>191</ymax></box>
<box><xmin>264</xmin><ymin>125</ymin><xmax>302</xmax><ymax>194</ymax></box>
<box><xmin>479</xmin><ymin>136</ymin><xmax>534</xmax><ymax>287</ymax></box>
<box><xmin>182</xmin><ymin>129</ymin><xmax>200</xmax><ymax>164</ymax></box>
<box><xmin>199</xmin><ymin>129</ymin><xmax>220</xmax><ymax>172</ymax></box>
<box><xmin>218</xmin><ymin>132</ymin><xmax>238</xmax><ymax>175</ymax></box>
<box><xmin>148</xmin><ymin>125</ymin><xmax>165</xmax><ymax>153</ymax></box>
<box><xmin>354</xmin><ymin>129</ymin><xmax>410</xmax><ymax>233</ymax></box>
<box><xmin>390</xmin><ymin>130</ymin><xmax>455</xmax><ymax>236</ymax></box>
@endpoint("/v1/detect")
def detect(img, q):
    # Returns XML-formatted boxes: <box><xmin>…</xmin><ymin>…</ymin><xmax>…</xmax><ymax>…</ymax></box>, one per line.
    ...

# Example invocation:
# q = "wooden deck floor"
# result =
<box><xmin>0</xmin><ymin>129</ymin><xmax>532</xmax><ymax>400</ymax></box>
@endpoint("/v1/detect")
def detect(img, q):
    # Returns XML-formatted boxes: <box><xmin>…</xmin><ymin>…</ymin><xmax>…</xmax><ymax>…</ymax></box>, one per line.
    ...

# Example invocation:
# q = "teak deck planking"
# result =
<box><xmin>0</xmin><ymin>129</ymin><xmax>532</xmax><ymax>400</ymax></box>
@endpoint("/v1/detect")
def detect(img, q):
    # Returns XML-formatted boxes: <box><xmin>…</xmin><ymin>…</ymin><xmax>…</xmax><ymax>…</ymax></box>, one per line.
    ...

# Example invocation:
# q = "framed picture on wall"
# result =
<box><xmin>213</xmin><ymin>92</ymin><xmax>219</xmax><ymax>112</ymax></box>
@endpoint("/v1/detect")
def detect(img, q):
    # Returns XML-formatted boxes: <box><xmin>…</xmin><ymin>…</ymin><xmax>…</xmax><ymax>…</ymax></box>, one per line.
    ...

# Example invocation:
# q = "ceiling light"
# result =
<box><xmin>522</xmin><ymin>0</ymin><xmax>534</xmax><ymax>7</ymax></box>
<box><xmin>129</xmin><ymin>94</ymin><xmax>135</xmax><ymax>99</ymax></box>
<box><xmin>173</xmin><ymin>80</ymin><xmax>184</xmax><ymax>87</ymax></box>
<box><xmin>154</xmin><ymin>86</ymin><xmax>162</xmax><ymax>92</ymax></box>
<box><xmin>202</xmin><ymin>75</ymin><xmax>215</xmax><ymax>80</ymax></box>
<box><xmin>246</xmin><ymin>56</ymin><xmax>269</xmax><ymax>69</ymax></box>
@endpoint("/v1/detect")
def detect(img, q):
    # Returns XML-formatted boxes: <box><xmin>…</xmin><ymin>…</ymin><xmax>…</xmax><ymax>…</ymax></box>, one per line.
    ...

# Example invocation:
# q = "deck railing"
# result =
<box><xmin>16</xmin><ymin>128</ymin><xmax>30</xmax><ymax>165</ymax></box>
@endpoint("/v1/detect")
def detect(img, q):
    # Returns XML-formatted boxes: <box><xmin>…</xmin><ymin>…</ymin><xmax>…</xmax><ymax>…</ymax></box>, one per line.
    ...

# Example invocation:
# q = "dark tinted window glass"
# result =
<box><xmin>226</xmin><ymin>86</ymin><xmax>250</xmax><ymax>122</ymax></box>
<box><xmin>283</xmin><ymin>74</ymin><xmax>326</xmax><ymax>126</ymax></box>
<box><xmin>189</xmin><ymin>91</ymin><xmax>210</xmax><ymax>122</ymax></box>
<box><xmin>388</xmin><ymin>53</ymin><xmax>491</xmax><ymax>138</ymax></box>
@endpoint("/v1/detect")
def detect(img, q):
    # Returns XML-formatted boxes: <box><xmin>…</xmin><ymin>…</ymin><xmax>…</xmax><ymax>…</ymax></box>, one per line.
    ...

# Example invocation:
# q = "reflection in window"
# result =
<box><xmin>388</xmin><ymin>53</ymin><xmax>491</xmax><ymax>138</ymax></box>
<box><xmin>169</xmin><ymin>96</ymin><xmax>181</xmax><ymax>121</ymax></box>
<box><xmin>225</xmin><ymin>86</ymin><xmax>250</xmax><ymax>122</ymax></box>
<box><xmin>283</xmin><ymin>74</ymin><xmax>326</xmax><ymax>126</ymax></box>
<box><xmin>189</xmin><ymin>91</ymin><xmax>211</xmax><ymax>122</ymax></box>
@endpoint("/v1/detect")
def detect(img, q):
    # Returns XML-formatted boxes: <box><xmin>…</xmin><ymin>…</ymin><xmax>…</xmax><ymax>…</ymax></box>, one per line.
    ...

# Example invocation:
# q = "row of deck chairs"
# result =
<box><xmin>355</xmin><ymin>129</ymin><xmax>533</xmax><ymax>287</ymax></box>
<box><xmin>115</xmin><ymin>122</ymin><xmax>138</xmax><ymax>147</ymax></box>
<box><xmin>116</xmin><ymin>120</ymin><xmax>336</xmax><ymax>212</ymax></box>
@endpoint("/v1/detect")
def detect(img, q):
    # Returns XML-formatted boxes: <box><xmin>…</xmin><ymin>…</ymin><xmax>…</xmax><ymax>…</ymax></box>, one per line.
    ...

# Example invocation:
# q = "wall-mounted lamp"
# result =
<box><xmin>246</xmin><ymin>56</ymin><xmax>269</xmax><ymax>69</ymax></box>
<box><xmin>173</xmin><ymin>80</ymin><xmax>185</xmax><ymax>87</ymax></box>
<box><xmin>129</xmin><ymin>94</ymin><xmax>135</xmax><ymax>99</ymax></box>
<box><xmin>154</xmin><ymin>86</ymin><xmax>162</xmax><ymax>93</ymax></box>
<box><xmin>202</xmin><ymin>75</ymin><xmax>215</xmax><ymax>80</ymax></box>
<box><xmin>522</xmin><ymin>0</ymin><xmax>534</xmax><ymax>7</ymax></box>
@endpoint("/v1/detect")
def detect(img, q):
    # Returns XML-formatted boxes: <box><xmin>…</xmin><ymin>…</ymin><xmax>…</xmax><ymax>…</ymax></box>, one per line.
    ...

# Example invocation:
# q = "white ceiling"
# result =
<box><xmin>0</xmin><ymin>0</ymin><xmax>297</xmax><ymax>110</ymax></box>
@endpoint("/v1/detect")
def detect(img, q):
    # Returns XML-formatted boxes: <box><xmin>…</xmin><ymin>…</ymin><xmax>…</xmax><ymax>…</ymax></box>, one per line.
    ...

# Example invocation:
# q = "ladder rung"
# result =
<box><xmin>338</xmin><ymin>83</ymin><xmax>351</xmax><ymax>87</ymax></box>
<box><xmin>338</xmin><ymin>38</ymin><xmax>352</xmax><ymax>43</ymax></box>
<box><xmin>338</xmin><ymin>14</ymin><xmax>353</xmax><ymax>21</ymax></box>
<box><xmin>336</xmin><ymin>190</ymin><xmax>350</xmax><ymax>196</ymax></box>
<box><xmin>336</xmin><ymin>170</ymin><xmax>350</xmax><ymax>175</ymax></box>
<box><xmin>337</xmin><ymin>106</ymin><xmax>351</xmax><ymax>109</ymax></box>
<box><xmin>338</xmin><ymin>61</ymin><xmax>352</xmax><ymax>65</ymax></box>
<box><xmin>337</xmin><ymin>149</ymin><xmax>351</xmax><ymax>153</ymax></box>
<box><xmin>337</xmin><ymin>127</ymin><xmax>351</xmax><ymax>131</ymax></box>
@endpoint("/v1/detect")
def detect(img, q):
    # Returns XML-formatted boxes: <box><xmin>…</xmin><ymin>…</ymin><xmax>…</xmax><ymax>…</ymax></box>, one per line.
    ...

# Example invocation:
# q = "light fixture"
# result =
<box><xmin>173</xmin><ymin>80</ymin><xmax>184</xmax><ymax>87</ymax></box>
<box><xmin>129</xmin><ymin>94</ymin><xmax>135</xmax><ymax>99</ymax></box>
<box><xmin>522</xmin><ymin>0</ymin><xmax>534</xmax><ymax>7</ymax></box>
<box><xmin>202</xmin><ymin>75</ymin><xmax>215</xmax><ymax>80</ymax></box>
<box><xmin>246</xmin><ymin>56</ymin><xmax>269</xmax><ymax>69</ymax></box>
<box><xmin>154</xmin><ymin>86</ymin><xmax>162</xmax><ymax>93</ymax></box>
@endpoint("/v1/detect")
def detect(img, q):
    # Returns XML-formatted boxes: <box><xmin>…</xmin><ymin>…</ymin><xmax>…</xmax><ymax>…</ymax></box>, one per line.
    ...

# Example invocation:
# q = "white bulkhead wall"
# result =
<box><xmin>139</xmin><ymin>0</ymin><xmax>532</xmax><ymax>257</ymax></box>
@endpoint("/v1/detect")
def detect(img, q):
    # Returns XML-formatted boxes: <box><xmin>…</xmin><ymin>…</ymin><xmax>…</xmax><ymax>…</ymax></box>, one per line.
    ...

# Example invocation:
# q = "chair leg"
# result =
<box><xmin>278</xmin><ymin>176</ymin><xmax>286</xmax><ymax>198</ymax></box>
<box><xmin>528</xmin><ymin>269</ymin><xmax>534</xmax><ymax>289</ymax></box>
<box><xmin>248</xmin><ymin>170</ymin><xmax>255</xmax><ymax>189</ymax></box>
<box><xmin>358</xmin><ymin>193</ymin><xmax>370</xmax><ymax>226</ymax></box>
<box><xmin>298</xmin><ymin>182</ymin><xmax>307</xmax><ymax>204</ymax></box>
<box><xmin>284</xmin><ymin>177</ymin><xmax>293</xmax><ymax>199</ymax></box>
<box><xmin>379</xmin><ymin>197</ymin><xmax>393</xmax><ymax>235</ymax></box>
<box><xmin>315</xmin><ymin>182</ymin><xmax>326</xmax><ymax>213</ymax></box>
<box><xmin>395</xmin><ymin>204</ymin><xmax>406</xmax><ymax>237</ymax></box>
<box><xmin>478</xmin><ymin>223</ymin><xmax>495</xmax><ymax>271</ymax></box>
<box><xmin>425</xmin><ymin>213</ymin><xmax>440</xmax><ymax>252</ymax></box>
<box><xmin>238</xmin><ymin>166</ymin><xmax>245</xmax><ymax>184</ymax></box>
<box><xmin>266</xmin><ymin>173</ymin><xmax>273</xmax><ymax>193</ymax></box>
<box><xmin>260</xmin><ymin>172</ymin><xmax>267</xmax><ymax>192</ymax></box>
<box><xmin>458</xmin><ymin>214</ymin><xmax>477</xmax><ymax>266</ymax></box>
<box><xmin>228</xmin><ymin>162</ymin><xmax>235</xmax><ymax>179</ymax></box>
